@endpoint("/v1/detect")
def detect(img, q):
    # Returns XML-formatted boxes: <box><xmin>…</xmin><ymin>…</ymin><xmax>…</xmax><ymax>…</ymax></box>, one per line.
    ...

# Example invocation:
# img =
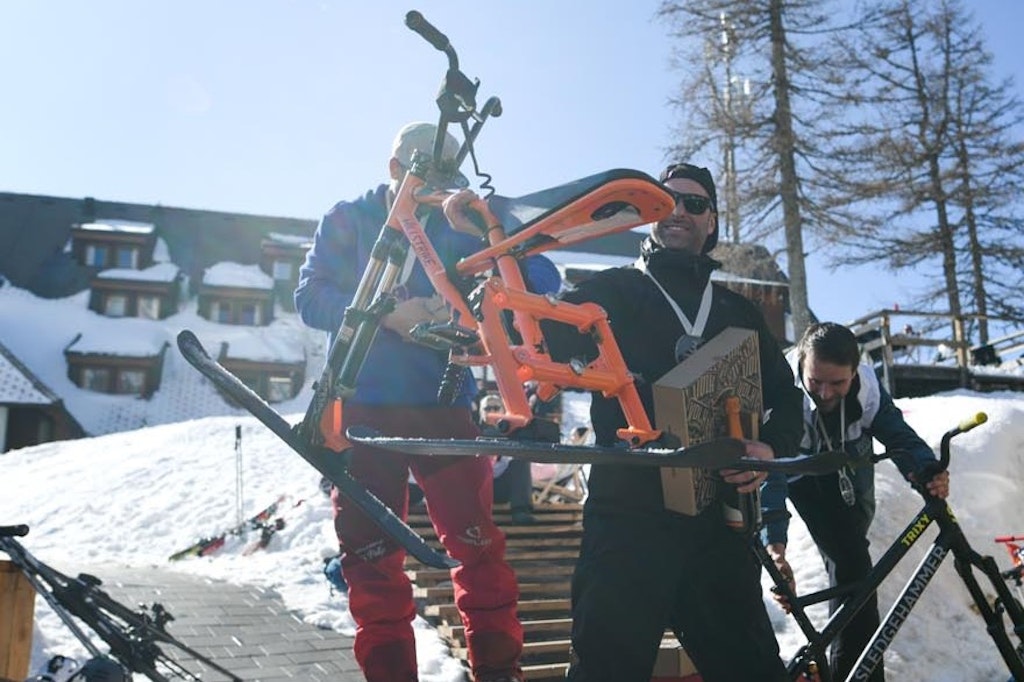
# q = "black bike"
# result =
<box><xmin>753</xmin><ymin>413</ymin><xmax>1024</xmax><ymax>681</ymax></box>
<box><xmin>0</xmin><ymin>525</ymin><xmax>240</xmax><ymax>682</ymax></box>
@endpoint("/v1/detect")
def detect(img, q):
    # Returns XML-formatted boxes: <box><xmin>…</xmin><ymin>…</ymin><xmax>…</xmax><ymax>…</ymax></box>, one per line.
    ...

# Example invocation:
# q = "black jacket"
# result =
<box><xmin>543</xmin><ymin>240</ymin><xmax>803</xmax><ymax>517</ymax></box>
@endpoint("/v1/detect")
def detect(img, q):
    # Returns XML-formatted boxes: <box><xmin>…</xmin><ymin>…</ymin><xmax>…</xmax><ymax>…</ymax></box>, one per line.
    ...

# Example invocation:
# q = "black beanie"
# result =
<box><xmin>660</xmin><ymin>163</ymin><xmax>719</xmax><ymax>253</ymax></box>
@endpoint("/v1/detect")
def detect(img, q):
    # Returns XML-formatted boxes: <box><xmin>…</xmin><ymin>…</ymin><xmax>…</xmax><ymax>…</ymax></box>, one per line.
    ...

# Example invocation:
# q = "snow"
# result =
<box><xmin>0</xmin><ymin>283</ymin><xmax>322</xmax><ymax>437</ymax></box>
<box><xmin>202</xmin><ymin>262</ymin><xmax>274</xmax><ymax>289</ymax></box>
<box><xmin>95</xmin><ymin>262</ymin><xmax>180</xmax><ymax>283</ymax></box>
<box><xmin>1</xmin><ymin>277</ymin><xmax>1023</xmax><ymax>680</ymax></box>
<box><xmin>1</xmin><ymin>390</ymin><xmax>1022</xmax><ymax>680</ymax></box>
<box><xmin>77</xmin><ymin>220</ymin><xmax>155</xmax><ymax>235</ymax></box>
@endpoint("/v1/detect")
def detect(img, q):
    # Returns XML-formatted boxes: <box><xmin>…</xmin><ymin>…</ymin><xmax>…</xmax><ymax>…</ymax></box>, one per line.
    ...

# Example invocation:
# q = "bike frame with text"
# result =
<box><xmin>755</xmin><ymin>413</ymin><xmax>1024</xmax><ymax>681</ymax></box>
<box><xmin>297</xmin><ymin>11</ymin><xmax>677</xmax><ymax>454</ymax></box>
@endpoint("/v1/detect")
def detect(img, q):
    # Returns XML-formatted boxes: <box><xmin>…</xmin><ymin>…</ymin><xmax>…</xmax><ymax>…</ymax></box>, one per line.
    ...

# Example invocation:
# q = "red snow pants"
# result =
<box><xmin>332</xmin><ymin>403</ymin><xmax>523</xmax><ymax>682</ymax></box>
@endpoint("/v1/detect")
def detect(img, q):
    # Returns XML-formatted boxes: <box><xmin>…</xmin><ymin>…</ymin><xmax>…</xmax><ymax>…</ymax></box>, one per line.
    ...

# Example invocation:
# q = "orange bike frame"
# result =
<box><xmin>310</xmin><ymin>160</ymin><xmax>676</xmax><ymax>450</ymax></box>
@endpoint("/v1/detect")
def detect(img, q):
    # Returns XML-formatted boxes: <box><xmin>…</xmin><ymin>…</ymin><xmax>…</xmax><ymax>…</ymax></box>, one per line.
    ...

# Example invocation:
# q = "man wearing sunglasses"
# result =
<box><xmin>542</xmin><ymin>162</ymin><xmax>802</xmax><ymax>681</ymax></box>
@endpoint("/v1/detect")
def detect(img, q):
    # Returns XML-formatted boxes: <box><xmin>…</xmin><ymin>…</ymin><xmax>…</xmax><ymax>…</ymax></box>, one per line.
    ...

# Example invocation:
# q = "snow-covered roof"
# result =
<box><xmin>152</xmin><ymin>236</ymin><xmax>172</xmax><ymax>263</ymax></box>
<box><xmin>95</xmin><ymin>262</ymin><xmax>180</xmax><ymax>283</ymax></box>
<box><xmin>77</xmin><ymin>219</ymin><xmax>155</xmax><ymax>235</ymax></box>
<box><xmin>66</xmin><ymin>323</ymin><xmax>170</xmax><ymax>357</ymax></box>
<box><xmin>195</xmin><ymin>327</ymin><xmax>306</xmax><ymax>364</ymax></box>
<box><xmin>0</xmin><ymin>283</ymin><xmax>323</xmax><ymax>436</ymax></box>
<box><xmin>202</xmin><ymin>262</ymin><xmax>274</xmax><ymax>290</ymax></box>
<box><xmin>0</xmin><ymin>339</ymin><xmax>58</xmax><ymax>405</ymax></box>
<box><xmin>265</xmin><ymin>231</ymin><xmax>314</xmax><ymax>249</ymax></box>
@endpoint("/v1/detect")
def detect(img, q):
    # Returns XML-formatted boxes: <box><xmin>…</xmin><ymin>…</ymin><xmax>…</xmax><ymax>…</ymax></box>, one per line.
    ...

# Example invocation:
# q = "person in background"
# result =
<box><xmin>294</xmin><ymin>121</ymin><xmax>559</xmax><ymax>682</ymax></box>
<box><xmin>761</xmin><ymin>321</ymin><xmax>950</xmax><ymax>682</ymax></box>
<box><xmin>479</xmin><ymin>393</ymin><xmax>537</xmax><ymax>525</ymax></box>
<box><xmin>526</xmin><ymin>162</ymin><xmax>803</xmax><ymax>681</ymax></box>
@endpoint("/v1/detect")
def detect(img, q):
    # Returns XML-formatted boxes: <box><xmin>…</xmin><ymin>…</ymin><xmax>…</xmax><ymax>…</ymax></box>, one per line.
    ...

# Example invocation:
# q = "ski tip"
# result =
<box><xmin>176</xmin><ymin>329</ymin><xmax>206</xmax><ymax>355</ymax></box>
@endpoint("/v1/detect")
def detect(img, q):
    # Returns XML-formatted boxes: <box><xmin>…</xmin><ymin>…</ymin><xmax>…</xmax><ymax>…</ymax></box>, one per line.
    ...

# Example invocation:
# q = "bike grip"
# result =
<box><xmin>958</xmin><ymin>411</ymin><xmax>987</xmax><ymax>432</ymax></box>
<box><xmin>405</xmin><ymin>11</ymin><xmax>450</xmax><ymax>51</ymax></box>
<box><xmin>0</xmin><ymin>524</ymin><xmax>29</xmax><ymax>537</ymax></box>
<box><xmin>995</xmin><ymin>535</ymin><xmax>1024</xmax><ymax>543</ymax></box>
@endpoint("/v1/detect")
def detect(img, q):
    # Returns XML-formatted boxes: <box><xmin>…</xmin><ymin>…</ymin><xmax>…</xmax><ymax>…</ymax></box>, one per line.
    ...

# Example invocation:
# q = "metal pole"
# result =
<box><xmin>235</xmin><ymin>424</ymin><xmax>243</xmax><ymax>527</ymax></box>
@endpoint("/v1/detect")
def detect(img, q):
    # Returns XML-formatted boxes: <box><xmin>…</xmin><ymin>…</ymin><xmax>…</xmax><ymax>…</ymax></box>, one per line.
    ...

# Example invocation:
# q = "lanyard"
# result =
<box><xmin>634</xmin><ymin>257</ymin><xmax>714</xmax><ymax>338</ymax></box>
<box><xmin>813</xmin><ymin>401</ymin><xmax>845</xmax><ymax>453</ymax></box>
<box><xmin>814</xmin><ymin>402</ymin><xmax>856</xmax><ymax>506</ymax></box>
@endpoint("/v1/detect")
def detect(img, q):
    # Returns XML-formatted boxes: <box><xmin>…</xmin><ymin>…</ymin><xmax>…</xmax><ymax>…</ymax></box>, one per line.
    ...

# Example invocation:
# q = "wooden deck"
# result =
<box><xmin>405</xmin><ymin>502</ymin><xmax>698</xmax><ymax>681</ymax></box>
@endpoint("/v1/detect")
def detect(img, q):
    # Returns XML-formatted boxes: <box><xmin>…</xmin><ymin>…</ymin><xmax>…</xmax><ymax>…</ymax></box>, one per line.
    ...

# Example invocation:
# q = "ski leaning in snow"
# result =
<box><xmin>168</xmin><ymin>494</ymin><xmax>288</xmax><ymax>562</ymax></box>
<box><xmin>241</xmin><ymin>498</ymin><xmax>306</xmax><ymax>556</ymax></box>
<box><xmin>346</xmin><ymin>425</ymin><xmax>853</xmax><ymax>476</ymax></box>
<box><xmin>175</xmin><ymin>330</ymin><xmax>458</xmax><ymax>570</ymax></box>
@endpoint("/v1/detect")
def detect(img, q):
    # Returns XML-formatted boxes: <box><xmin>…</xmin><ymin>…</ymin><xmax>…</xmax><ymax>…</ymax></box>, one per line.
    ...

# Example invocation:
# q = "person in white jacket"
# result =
<box><xmin>761</xmin><ymin>322</ymin><xmax>950</xmax><ymax>682</ymax></box>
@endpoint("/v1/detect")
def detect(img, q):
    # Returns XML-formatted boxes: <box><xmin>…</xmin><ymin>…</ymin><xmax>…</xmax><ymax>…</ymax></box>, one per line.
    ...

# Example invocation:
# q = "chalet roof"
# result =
<box><xmin>0</xmin><ymin>282</ymin><xmax>320</xmax><ymax>437</ymax></box>
<box><xmin>264</xmin><ymin>231</ymin><xmax>314</xmax><ymax>249</ymax></box>
<box><xmin>0</xmin><ymin>338</ymin><xmax>59</xmax><ymax>405</ymax></box>
<box><xmin>76</xmin><ymin>219</ymin><xmax>155</xmax><ymax>235</ymax></box>
<box><xmin>0</xmin><ymin>191</ymin><xmax>315</xmax><ymax>298</ymax></box>
<box><xmin>65</xmin><ymin>324</ymin><xmax>170</xmax><ymax>357</ymax></box>
<box><xmin>95</xmin><ymin>262</ymin><xmax>181</xmax><ymax>283</ymax></box>
<box><xmin>202</xmin><ymin>262</ymin><xmax>273</xmax><ymax>290</ymax></box>
<box><xmin>223</xmin><ymin>332</ymin><xmax>306</xmax><ymax>364</ymax></box>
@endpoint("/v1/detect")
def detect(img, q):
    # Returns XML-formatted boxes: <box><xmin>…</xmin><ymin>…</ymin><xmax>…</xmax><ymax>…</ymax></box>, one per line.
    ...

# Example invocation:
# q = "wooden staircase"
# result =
<box><xmin>407</xmin><ymin>502</ymin><xmax>582</xmax><ymax>680</ymax></box>
<box><xmin>405</xmin><ymin>502</ymin><xmax>699</xmax><ymax>681</ymax></box>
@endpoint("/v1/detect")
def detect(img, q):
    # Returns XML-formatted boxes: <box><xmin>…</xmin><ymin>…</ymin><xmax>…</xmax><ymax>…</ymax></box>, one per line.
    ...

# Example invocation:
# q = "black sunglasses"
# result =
<box><xmin>664</xmin><ymin>189</ymin><xmax>712</xmax><ymax>216</ymax></box>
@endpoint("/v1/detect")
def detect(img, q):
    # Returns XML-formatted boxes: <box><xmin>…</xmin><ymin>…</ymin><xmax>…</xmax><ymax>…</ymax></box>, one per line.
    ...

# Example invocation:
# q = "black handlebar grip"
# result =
<box><xmin>405</xmin><ymin>11</ymin><xmax>450</xmax><ymax>51</ymax></box>
<box><xmin>0</xmin><ymin>524</ymin><xmax>30</xmax><ymax>537</ymax></box>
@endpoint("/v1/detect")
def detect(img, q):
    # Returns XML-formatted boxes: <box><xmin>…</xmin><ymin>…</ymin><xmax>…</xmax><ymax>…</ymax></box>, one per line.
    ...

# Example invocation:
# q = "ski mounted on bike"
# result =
<box><xmin>175</xmin><ymin>12</ymin><xmax>835</xmax><ymax>568</ymax></box>
<box><xmin>0</xmin><ymin>525</ymin><xmax>241</xmax><ymax>682</ymax></box>
<box><xmin>345</xmin><ymin>425</ymin><xmax>854</xmax><ymax>475</ymax></box>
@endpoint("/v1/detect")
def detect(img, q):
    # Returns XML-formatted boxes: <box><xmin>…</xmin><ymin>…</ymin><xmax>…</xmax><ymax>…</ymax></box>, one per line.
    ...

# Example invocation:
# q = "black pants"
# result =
<box><xmin>789</xmin><ymin>473</ymin><xmax>884</xmax><ymax>682</ymax></box>
<box><xmin>566</xmin><ymin>509</ymin><xmax>787</xmax><ymax>682</ymax></box>
<box><xmin>493</xmin><ymin>458</ymin><xmax>533</xmax><ymax>511</ymax></box>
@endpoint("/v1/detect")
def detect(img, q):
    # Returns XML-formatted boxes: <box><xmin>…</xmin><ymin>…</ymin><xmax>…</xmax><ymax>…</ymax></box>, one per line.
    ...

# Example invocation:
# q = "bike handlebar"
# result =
<box><xmin>938</xmin><ymin>411</ymin><xmax>987</xmax><ymax>468</ymax></box>
<box><xmin>406</xmin><ymin>11</ymin><xmax>451</xmax><ymax>53</ymax></box>
<box><xmin>996</xmin><ymin>536</ymin><xmax>1024</xmax><ymax>543</ymax></box>
<box><xmin>0</xmin><ymin>524</ymin><xmax>29</xmax><ymax>537</ymax></box>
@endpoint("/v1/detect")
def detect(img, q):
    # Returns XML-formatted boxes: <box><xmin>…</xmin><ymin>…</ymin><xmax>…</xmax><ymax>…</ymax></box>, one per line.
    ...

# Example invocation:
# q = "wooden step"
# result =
<box><xmin>522</xmin><ymin>638</ymin><xmax>572</xmax><ymax>656</ymax></box>
<box><xmin>522</xmin><ymin>662</ymin><xmax>569</xmax><ymax>681</ymax></box>
<box><xmin>425</xmin><ymin>598</ymin><xmax>571</xmax><ymax>621</ymax></box>
<box><xmin>415</xmin><ymin>580</ymin><xmax>572</xmax><ymax>602</ymax></box>
<box><xmin>441</xmin><ymin>617</ymin><xmax>572</xmax><ymax>647</ymax></box>
<box><xmin>408</xmin><ymin>563</ymin><xmax>573</xmax><ymax>587</ymax></box>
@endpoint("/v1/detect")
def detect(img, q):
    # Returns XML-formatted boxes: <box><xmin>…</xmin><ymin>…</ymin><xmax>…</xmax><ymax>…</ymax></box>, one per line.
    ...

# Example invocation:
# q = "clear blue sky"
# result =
<box><xmin>2</xmin><ymin>1</ymin><xmax>1021</xmax><ymax>326</ymax></box>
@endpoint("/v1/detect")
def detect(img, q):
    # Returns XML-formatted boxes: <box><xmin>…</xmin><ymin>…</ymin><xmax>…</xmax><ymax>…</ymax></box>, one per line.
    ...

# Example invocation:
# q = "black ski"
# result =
<box><xmin>176</xmin><ymin>330</ymin><xmax>457</xmax><ymax>570</ymax></box>
<box><xmin>346</xmin><ymin>425</ymin><xmax>851</xmax><ymax>476</ymax></box>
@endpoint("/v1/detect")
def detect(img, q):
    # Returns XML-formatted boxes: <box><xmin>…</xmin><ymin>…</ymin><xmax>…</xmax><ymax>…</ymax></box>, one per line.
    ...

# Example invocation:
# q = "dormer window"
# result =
<box><xmin>272</xmin><ymin>260</ymin><xmax>293</xmax><ymax>281</ymax></box>
<box><xmin>104</xmin><ymin>294</ymin><xmax>128</xmax><ymax>317</ymax></box>
<box><xmin>85</xmin><ymin>245</ymin><xmax>109</xmax><ymax>267</ymax></box>
<box><xmin>116</xmin><ymin>246</ymin><xmax>139</xmax><ymax>269</ymax></box>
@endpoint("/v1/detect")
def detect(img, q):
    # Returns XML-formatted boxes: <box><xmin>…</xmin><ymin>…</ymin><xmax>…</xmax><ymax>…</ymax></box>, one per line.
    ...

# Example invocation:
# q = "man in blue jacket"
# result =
<box><xmin>762</xmin><ymin>322</ymin><xmax>950</xmax><ymax>682</ymax></box>
<box><xmin>295</xmin><ymin>121</ymin><xmax>560</xmax><ymax>682</ymax></box>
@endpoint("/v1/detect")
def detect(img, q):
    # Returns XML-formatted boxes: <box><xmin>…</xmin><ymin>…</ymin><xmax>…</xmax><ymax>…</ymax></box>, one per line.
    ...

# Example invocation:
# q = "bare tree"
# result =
<box><xmin>822</xmin><ymin>0</ymin><xmax>1024</xmax><ymax>340</ymax></box>
<box><xmin>657</xmin><ymin>0</ymin><xmax>856</xmax><ymax>340</ymax></box>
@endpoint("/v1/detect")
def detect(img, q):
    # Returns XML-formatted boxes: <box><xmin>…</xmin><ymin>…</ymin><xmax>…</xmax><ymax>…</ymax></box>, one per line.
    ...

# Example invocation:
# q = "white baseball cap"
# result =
<box><xmin>390</xmin><ymin>121</ymin><xmax>469</xmax><ymax>189</ymax></box>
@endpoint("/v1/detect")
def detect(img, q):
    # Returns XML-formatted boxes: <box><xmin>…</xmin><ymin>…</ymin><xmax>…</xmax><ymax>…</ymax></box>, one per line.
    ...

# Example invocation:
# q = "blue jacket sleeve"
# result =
<box><xmin>871</xmin><ymin>387</ymin><xmax>936</xmax><ymax>478</ymax></box>
<box><xmin>521</xmin><ymin>254</ymin><xmax>561</xmax><ymax>295</ymax></box>
<box><xmin>294</xmin><ymin>204</ymin><xmax>360</xmax><ymax>335</ymax></box>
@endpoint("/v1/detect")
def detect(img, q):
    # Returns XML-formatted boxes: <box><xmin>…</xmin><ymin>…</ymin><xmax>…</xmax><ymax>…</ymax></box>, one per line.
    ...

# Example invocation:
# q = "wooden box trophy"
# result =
<box><xmin>651</xmin><ymin>327</ymin><xmax>763</xmax><ymax>516</ymax></box>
